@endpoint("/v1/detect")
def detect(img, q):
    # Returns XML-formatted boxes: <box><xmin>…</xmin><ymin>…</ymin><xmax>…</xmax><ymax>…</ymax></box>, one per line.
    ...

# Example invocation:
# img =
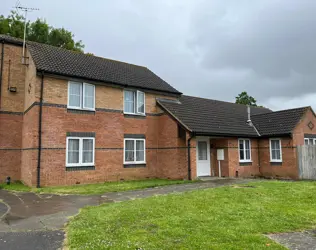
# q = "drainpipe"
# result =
<box><xmin>37</xmin><ymin>71</ymin><xmax>44</xmax><ymax>188</ymax></box>
<box><xmin>257</xmin><ymin>138</ymin><xmax>262</xmax><ymax>176</ymax></box>
<box><xmin>0</xmin><ymin>40</ymin><xmax>4</xmax><ymax>109</ymax></box>
<box><xmin>187</xmin><ymin>133</ymin><xmax>194</xmax><ymax>181</ymax></box>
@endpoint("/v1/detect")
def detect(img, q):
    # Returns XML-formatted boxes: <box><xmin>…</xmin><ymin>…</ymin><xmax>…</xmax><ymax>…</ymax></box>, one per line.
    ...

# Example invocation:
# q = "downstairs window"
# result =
<box><xmin>124</xmin><ymin>138</ymin><xmax>146</xmax><ymax>164</ymax></box>
<box><xmin>66</xmin><ymin>137</ymin><xmax>95</xmax><ymax>166</ymax></box>
<box><xmin>239</xmin><ymin>139</ymin><xmax>251</xmax><ymax>162</ymax></box>
<box><xmin>270</xmin><ymin>139</ymin><xmax>282</xmax><ymax>162</ymax></box>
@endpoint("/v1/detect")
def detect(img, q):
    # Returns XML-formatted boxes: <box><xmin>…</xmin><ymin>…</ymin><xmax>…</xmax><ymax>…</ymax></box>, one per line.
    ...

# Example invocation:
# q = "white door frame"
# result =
<box><xmin>196</xmin><ymin>137</ymin><xmax>211</xmax><ymax>177</ymax></box>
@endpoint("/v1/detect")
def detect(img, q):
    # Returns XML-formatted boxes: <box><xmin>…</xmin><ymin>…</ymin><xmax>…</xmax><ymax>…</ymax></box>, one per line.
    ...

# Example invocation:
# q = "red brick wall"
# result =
<box><xmin>293</xmin><ymin>108</ymin><xmax>316</xmax><ymax>146</ymax></box>
<box><xmin>210</xmin><ymin>139</ymin><xmax>229</xmax><ymax>177</ymax></box>
<box><xmin>209</xmin><ymin>138</ymin><xmax>260</xmax><ymax>178</ymax></box>
<box><xmin>157</xmin><ymin>115</ymin><xmax>187</xmax><ymax>180</ymax></box>
<box><xmin>258</xmin><ymin>137</ymin><xmax>298</xmax><ymax>179</ymax></box>
<box><xmin>0</xmin><ymin>113</ymin><xmax>22</xmax><ymax>181</ymax></box>
<box><xmin>20</xmin><ymin>106</ymin><xmax>39</xmax><ymax>186</ymax></box>
<box><xmin>0</xmin><ymin>43</ymin><xmax>27</xmax><ymax>182</ymax></box>
<box><xmin>37</xmin><ymin>106</ymin><xmax>158</xmax><ymax>186</ymax></box>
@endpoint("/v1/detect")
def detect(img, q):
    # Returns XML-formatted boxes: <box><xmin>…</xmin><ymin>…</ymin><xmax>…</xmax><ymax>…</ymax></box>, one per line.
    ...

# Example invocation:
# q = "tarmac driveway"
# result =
<box><xmin>0</xmin><ymin>178</ymin><xmax>255</xmax><ymax>250</ymax></box>
<box><xmin>0</xmin><ymin>190</ymin><xmax>107</xmax><ymax>250</ymax></box>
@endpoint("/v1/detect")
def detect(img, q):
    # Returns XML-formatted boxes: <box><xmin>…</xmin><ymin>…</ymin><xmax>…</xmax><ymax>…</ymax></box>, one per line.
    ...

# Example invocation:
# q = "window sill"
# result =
<box><xmin>66</xmin><ymin>166</ymin><xmax>95</xmax><ymax>171</ymax></box>
<box><xmin>239</xmin><ymin>162</ymin><xmax>252</xmax><ymax>166</ymax></box>
<box><xmin>124</xmin><ymin>113</ymin><xmax>146</xmax><ymax>119</ymax></box>
<box><xmin>67</xmin><ymin>108</ymin><xmax>95</xmax><ymax>114</ymax></box>
<box><xmin>123</xmin><ymin>163</ymin><xmax>146</xmax><ymax>168</ymax></box>
<box><xmin>270</xmin><ymin>161</ymin><xmax>282</xmax><ymax>166</ymax></box>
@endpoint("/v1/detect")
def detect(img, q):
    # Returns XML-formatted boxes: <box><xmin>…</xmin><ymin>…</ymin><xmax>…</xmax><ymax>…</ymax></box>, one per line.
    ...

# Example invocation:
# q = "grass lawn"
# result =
<box><xmin>67</xmin><ymin>181</ymin><xmax>316</xmax><ymax>249</ymax></box>
<box><xmin>0</xmin><ymin>179</ymin><xmax>192</xmax><ymax>195</ymax></box>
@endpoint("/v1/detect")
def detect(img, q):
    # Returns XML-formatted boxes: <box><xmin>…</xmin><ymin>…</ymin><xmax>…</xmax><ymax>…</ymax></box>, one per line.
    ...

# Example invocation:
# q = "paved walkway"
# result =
<box><xmin>0</xmin><ymin>178</ymin><xmax>254</xmax><ymax>249</ymax></box>
<box><xmin>268</xmin><ymin>230</ymin><xmax>316</xmax><ymax>250</ymax></box>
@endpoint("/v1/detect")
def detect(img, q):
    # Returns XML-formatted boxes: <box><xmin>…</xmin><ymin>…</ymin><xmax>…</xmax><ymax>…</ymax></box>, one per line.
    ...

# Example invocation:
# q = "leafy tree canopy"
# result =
<box><xmin>0</xmin><ymin>11</ymin><xmax>84</xmax><ymax>52</ymax></box>
<box><xmin>235</xmin><ymin>91</ymin><xmax>257</xmax><ymax>106</ymax></box>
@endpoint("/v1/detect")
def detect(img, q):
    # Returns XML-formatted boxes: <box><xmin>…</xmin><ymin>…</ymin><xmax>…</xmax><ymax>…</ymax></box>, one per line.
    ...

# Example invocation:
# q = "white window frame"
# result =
<box><xmin>304</xmin><ymin>138</ymin><xmax>316</xmax><ymax>145</ymax></box>
<box><xmin>123</xmin><ymin>138</ymin><xmax>146</xmax><ymax>164</ymax></box>
<box><xmin>67</xmin><ymin>81</ymin><xmax>95</xmax><ymax>111</ymax></box>
<box><xmin>123</xmin><ymin>89</ymin><xmax>146</xmax><ymax>115</ymax></box>
<box><xmin>66</xmin><ymin>137</ymin><xmax>95</xmax><ymax>167</ymax></box>
<box><xmin>269</xmin><ymin>138</ymin><xmax>282</xmax><ymax>162</ymax></box>
<box><xmin>238</xmin><ymin>138</ymin><xmax>252</xmax><ymax>162</ymax></box>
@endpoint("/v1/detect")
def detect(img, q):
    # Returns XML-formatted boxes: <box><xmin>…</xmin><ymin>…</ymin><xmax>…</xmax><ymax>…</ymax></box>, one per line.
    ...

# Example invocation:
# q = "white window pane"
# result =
<box><xmin>198</xmin><ymin>141</ymin><xmax>207</xmax><ymax>160</ymax></box>
<box><xmin>68</xmin><ymin>152</ymin><xmax>79</xmax><ymax>163</ymax></box>
<box><xmin>305</xmin><ymin>139</ymin><xmax>309</xmax><ymax>145</ymax></box>
<box><xmin>83</xmin><ymin>139</ymin><xmax>93</xmax><ymax>151</ymax></box>
<box><xmin>137</xmin><ymin>91</ymin><xmax>145</xmax><ymax>114</ymax></box>
<box><xmin>82</xmin><ymin>139</ymin><xmax>94</xmax><ymax>164</ymax></box>
<box><xmin>245</xmin><ymin>140</ymin><xmax>250</xmax><ymax>150</ymax></box>
<box><xmin>239</xmin><ymin>140</ymin><xmax>244</xmax><ymax>160</ymax></box>
<box><xmin>84</xmin><ymin>84</ymin><xmax>94</xmax><ymax>97</ymax></box>
<box><xmin>239</xmin><ymin>140</ymin><xmax>244</xmax><ymax>150</ymax></box>
<box><xmin>275</xmin><ymin>150</ymin><xmax>281</xmax><ymax>160</ymax></box>
<box><xmin>136</xmin><ymin>140</ymin><xmax>145</xmax><ymax>162</ymax></box>
<box><xmin>271</xmin><ymin>140</ymin><xmax>275</xmax><ymax>150</ymax></box>
<box><xmin>69</xmin><ymin>82</ymin><xmax>81</xmax><ymax>107</ymax></box>
<box><xmin>272</xmin><ymin>149</ymin><xmax>276</xmax><ymax>160</ymax></box>
<box><xmin>124</xmin><ymin>91</ymin><xmax>135</xmax><ymax>113</ymax></box>
<box><xmin>136</xmin><ymin>150</ymin><xmax>144</xmax><ymax>162</ymax></box>
<box><xmin>68</xmin><ymin>139</ymin><xmax>79</xmax><ymax>164</ymax></box>
<box><xmin>245</xmin><ymin>149</ymin><xmax>250</xmax><ymax>160</ymax></box>
<box><xmin>84</xmin><ymin>84</ymin><xmax>95</xmax><ymax>109</ymax></box>
<box><xmin>82</xmin><ymin>152</ymin><xmax>92</xmax><ymax>163</ymax></box>
<box><xmin>84</xmin><ymin>96</ymin><xmax>94</xmax><ymax>109</ymax></box>
<box><xmin>125</xmin><ymin>140</ymin><xmax>135</xmax><ymax>162</ymax></box>
<box><xmin>125</xmin><ymin>151</ymin><xmax>134</xmax><ymax>162</ymax></box>
<box><xmin>309</xmin><ymin>139</ymin><xmax>314</xmax><ymax>145</ymax></box>
<box><xmin>136</xmin><ymin>140</ymin><xmax>144</xmax><ymax>150</ymax></box>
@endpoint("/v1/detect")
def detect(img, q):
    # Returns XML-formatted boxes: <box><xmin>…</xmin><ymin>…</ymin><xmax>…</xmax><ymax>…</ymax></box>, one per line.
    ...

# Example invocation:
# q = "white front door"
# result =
<box><xmin>196</xmin><ymin>138</ymin><xmax>211</xmax><ymax>176</ymax></box>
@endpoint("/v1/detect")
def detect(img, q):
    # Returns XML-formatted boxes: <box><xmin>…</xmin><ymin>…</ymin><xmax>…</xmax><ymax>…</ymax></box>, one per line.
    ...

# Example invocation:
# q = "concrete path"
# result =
<box><xmin>0</xmin><ymin>178</ymin><xmax>253</xmax><ymax>250</ymax></box>
<box><xmin>268</xmin><ymin>230</ymin><xmax>316</xmax><ymax>250</ymax></box>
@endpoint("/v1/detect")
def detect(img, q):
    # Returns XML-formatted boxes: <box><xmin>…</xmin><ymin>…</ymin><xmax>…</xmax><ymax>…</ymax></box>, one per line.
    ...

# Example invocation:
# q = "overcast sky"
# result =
<box><xmin>2</xmin><ymin>0</ymin><xmax>316</xmax><ymax>110</ymax></box>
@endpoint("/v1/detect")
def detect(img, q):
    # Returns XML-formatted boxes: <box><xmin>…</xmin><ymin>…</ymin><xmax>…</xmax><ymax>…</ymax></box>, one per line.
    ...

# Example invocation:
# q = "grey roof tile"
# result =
<box><xmin>0</xmin><ymin>34</ymin><xmax>181</xmax><ymax>94</ymax></box>
<box><xmin>251</xmin><ymin>107</ymin><xmax>309</xmax><ymax>136</ymax></box>
<box><xmin>158</xmin><ymin>95</ymin><xmax>272</xmax><ymax>137</ymax></box>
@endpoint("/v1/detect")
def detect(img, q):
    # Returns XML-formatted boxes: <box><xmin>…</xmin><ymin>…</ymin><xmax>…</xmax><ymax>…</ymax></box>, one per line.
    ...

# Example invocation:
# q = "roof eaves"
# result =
<box><xmin>259</xmin><ymin>132</ymin><xmax>292</xmax><ymax>138</ymax></box>
<box><xmin>156</xmin><ymin>99</ymin><xmax>192</xmax><ymax>132</ymax></box>
<box><xmin>193</xmin><ymin>131</ymin><xmax>260</xmax><ymax>138</ymax></box>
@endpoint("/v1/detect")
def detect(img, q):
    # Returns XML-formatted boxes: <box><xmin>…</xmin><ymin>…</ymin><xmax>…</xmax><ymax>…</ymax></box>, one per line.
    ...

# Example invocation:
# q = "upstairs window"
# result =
<box><xmin>239</xmin><ymin>139</ymin><xmax>251</xmax><ymax>162</ymax></box>
<box><xmin>270</xmin><ymin>139</ymin><xmax>282</xmax><ymax>162</ymax></box>
<box><xmin>124</xmin><ymin>90</ymin><xmax>145</xmax><ymax>115</ymax></box>
<box><xmin>68</xmin><ymin>82</ymin><xmax>95</xmax><ymax>110</ymax></box>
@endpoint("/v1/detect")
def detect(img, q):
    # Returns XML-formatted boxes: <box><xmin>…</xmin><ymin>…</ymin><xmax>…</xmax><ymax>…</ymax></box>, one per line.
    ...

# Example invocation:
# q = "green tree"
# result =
<box><xmin>0</xmin><ymin>11</ymin><xmax>27</xmax><ymax>39</ymax></box>
<box><xmin>235</xmin><ymin>91</ymin><xmax>257</xmax><ymax>106</ymax></box>
<box><xmin>0</xmin><ymin>11</ymin><xmax>84</xmax><ymax>52</ymax></box>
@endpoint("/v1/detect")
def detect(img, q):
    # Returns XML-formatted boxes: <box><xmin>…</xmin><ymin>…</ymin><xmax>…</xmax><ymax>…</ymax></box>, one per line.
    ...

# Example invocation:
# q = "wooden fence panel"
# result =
<box><xmin>297</xmin><ymin>145</ymin><xmax>316</xmax><ymax>180</ymax></box>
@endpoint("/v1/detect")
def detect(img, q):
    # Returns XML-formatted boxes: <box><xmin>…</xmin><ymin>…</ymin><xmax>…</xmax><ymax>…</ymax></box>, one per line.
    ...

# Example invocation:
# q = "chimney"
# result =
<box><xmin>247</xmin><ymin>105</ymin><xmax>251</xmax><ymax>123</ymax></box>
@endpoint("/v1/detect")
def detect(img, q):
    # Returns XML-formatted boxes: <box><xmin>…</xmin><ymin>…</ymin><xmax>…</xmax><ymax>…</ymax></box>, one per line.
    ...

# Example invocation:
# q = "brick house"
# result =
<box><xmin>1</xmin><ymin>34</ymin><xmax>316</xmax><ymax>187</ymax></box>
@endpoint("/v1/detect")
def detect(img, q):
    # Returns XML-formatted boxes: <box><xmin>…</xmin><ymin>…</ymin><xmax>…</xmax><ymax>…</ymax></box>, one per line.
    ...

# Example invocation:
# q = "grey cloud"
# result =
<box><xmin>2</xmin><ymin>0</ymin><xmax>316</xmax><ymax>110</ymax></box>
<box><xmin>189</xmin><ymin>0</ymin><xmax>316</xmax><ymax>100</ymax></box>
